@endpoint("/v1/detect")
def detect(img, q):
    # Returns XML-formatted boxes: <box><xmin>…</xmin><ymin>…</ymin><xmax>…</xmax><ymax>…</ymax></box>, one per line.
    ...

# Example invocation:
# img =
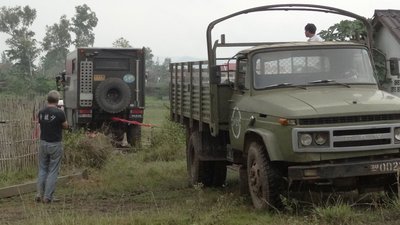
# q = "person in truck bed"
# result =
<box><xmin>305</xmin><ymin>23</ymin><xmax>323</xmax><ymax>42</ymax></box>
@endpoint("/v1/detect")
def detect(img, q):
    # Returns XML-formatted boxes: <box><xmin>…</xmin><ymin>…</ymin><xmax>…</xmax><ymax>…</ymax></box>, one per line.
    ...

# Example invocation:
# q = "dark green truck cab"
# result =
<box><xmin>170</xmin><ymin>4</ymin><xmax>400</xmax><ymax>210</ymax></box>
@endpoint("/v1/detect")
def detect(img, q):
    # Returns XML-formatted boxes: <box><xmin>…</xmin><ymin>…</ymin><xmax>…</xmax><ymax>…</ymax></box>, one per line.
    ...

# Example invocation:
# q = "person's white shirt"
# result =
<box><xmin>308</xmin><ymin>34</ymin><xmax>323</xmax><ymax>42</ymax></box>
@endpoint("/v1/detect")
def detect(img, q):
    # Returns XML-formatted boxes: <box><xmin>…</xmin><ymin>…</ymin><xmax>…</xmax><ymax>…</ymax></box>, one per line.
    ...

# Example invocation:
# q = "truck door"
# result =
<box><xmin>229</xmin><ymin>57</ymin><xmax>249</xmax><ymax>150</ymax></box>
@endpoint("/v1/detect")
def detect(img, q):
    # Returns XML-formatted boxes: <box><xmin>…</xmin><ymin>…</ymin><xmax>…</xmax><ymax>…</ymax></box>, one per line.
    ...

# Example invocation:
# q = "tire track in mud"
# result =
<box><xmin>0</xmin><ymin>187</ymin><xmax>195</xmax><ymax>223</ymax></box>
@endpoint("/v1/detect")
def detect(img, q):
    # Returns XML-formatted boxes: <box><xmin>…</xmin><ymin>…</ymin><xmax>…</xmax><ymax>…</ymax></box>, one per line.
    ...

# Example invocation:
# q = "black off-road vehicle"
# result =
<box><xmin>60</xmin><ymin>47</ymin><xmax>146</xmax><ymax>146</ymax></box>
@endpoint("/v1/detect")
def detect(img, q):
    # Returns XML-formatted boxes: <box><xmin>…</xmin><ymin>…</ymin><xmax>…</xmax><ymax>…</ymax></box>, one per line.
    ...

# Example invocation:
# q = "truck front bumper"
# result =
<box><xmin>288</xmin><ymin>157</ymin><xmax>400</xmax><ymax>181</ymax></box>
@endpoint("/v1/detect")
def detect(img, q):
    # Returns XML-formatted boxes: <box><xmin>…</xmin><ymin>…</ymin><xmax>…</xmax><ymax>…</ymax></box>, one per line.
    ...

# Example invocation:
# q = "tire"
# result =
<box><xmin>187</xmin><ymin>131</ymin><xmax>226</xmax><ymax>187</ymax></box>
<box><xmin>102</xmin><ymin>122</ymin><xmax>124</xmax><ymax>146</ymax></box>
<box><xmin>127</xmin><ymin>125</ymin><xmax>141</xmax><ymax>147</ymax></box>
<box><xmin>247</xmin><ymin>141</ymin><xmax>285</xmax><ymax>210</ymax></box>
<box><xmin>239</xmin><ymin>166</ymin><xmax>249</xmax><ymax>196</ymax></box>
<box><xmin>384</xmin><ymin>175</ymin><xmax>399</xmax><ymax>199</ymax></box>
<box><xmin>95</xmin><ymin>78</ymin><xmax>131</xmax><ymax>113</ymax></box>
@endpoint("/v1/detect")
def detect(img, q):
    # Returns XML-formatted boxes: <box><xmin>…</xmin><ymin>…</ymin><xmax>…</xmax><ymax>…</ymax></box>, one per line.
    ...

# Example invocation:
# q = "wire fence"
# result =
<box><xmin>0</xmin><ymin>96</ymin><xmax>44</xmax><ymax>172</ymax></box>
<box><xmin>0</xmin><ymin>96</ymin><xmax>172</xmax><ymax>172</ymax></box>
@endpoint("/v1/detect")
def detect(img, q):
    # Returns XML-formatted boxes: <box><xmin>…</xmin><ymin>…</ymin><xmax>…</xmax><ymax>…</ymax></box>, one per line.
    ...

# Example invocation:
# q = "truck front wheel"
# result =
<box><xmin>247</xmin><ymin>141</ymin><xmax>285</xmax><ymax>210</ymax></box>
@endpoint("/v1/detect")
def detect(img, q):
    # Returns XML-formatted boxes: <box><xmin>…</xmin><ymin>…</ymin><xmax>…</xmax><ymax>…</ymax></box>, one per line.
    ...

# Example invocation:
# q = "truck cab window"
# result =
<box><xmin>236</xmin><ymin>59</ymin><xmax>248</xmax><ymax>90</ymax></box>
<box><xmin>252</xmin><ymin>48</ymin><xmax>376</xmax><ymax>89</ymax></box>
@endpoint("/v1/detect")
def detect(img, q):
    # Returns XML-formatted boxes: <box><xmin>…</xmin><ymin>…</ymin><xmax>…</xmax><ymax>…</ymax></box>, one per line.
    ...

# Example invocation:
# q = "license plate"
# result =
<box><xmin>370</xmin><ymin>161</ymin><xmax>400</xmax><ymax>173</ymax></box>
<box><xmin>94</xmin><ymin>74</ymin><xmax>106</xmax><ymax>81</ymax></box>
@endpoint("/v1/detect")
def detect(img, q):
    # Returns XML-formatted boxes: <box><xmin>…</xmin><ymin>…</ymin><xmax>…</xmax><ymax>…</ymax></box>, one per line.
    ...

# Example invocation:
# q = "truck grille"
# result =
<box><xmin>299</xmin><ymin>114</ymin><xmax>400</xmax><ymax>125</ymax></box>
<box><xmin>292</xmin><ymin>124</ymin><xmax>400</xmax><ymax>152</ymax></box>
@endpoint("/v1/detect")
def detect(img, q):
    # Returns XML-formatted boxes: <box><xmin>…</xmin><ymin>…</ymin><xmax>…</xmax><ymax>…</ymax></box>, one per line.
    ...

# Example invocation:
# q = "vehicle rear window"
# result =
<box><xmin>94</xmin><ymin>58</ymin><xmax>130</xmax><ymax>70</ymax></box>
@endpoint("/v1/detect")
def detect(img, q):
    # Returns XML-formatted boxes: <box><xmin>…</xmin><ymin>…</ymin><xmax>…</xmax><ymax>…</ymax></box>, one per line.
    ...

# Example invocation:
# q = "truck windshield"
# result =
<box><xmin>252</xmin><ymin>48</ymin><xmax>376</xmax><ymax>89</ymax></box>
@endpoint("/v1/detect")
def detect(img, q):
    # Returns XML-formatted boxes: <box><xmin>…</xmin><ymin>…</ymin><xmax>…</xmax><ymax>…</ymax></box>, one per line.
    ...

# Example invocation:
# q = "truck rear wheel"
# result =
<box><xmin>187</xmin><ymin>131</ymin><xmax>226</xmax><ymax>187</ymax></box>
<box><xmin>127</xmin><ymin>125</ymin><xmax>141</xmax><ymax>147</ymax></box>
<box><xmin>212</xmin><ymin>161</ymin><xmax>227</xmax><ymax>187</ymax></box>
<box><xmin>247</xmin><ymin>141</ymin><xmax>285</xmax><ymax>210</ymax></box>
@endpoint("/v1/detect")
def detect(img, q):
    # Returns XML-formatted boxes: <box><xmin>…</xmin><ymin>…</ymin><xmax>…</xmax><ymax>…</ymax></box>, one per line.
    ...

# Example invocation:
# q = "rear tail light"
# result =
<box><xmin>131</xmin><ymin>108</ymin><xmax>143</xmax><ymax>114</ymax></box>
<box><xmin>78</xmin><ymin>109</ymin><xmax>92</xmax><ymax>118</ymax></box>
<box><xmin>130</xmin><ymin>108</ymin><xmax>143</xmax><ymax>119</ymax></box>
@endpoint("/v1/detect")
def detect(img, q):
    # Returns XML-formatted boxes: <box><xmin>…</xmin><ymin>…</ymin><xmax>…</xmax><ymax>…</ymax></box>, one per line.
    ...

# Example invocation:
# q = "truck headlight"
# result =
<box><xmin>300</xmin><ymin>133</ymin><xmax>313</xmax><ymax>146</ymax></box>
<box><xmin>395</xmin><ymin>128</ymin><xmax>400</xmax><ymax>141</ymax></box>
<box><xmin>314</xmin><ymin>132</ymin><xmax>328</xmax><ymax>145</ymax></box>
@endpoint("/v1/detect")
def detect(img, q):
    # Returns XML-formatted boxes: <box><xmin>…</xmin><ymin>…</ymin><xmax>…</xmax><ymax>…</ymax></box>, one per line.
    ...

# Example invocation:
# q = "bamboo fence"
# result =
<box><xmin>0</xmin><ymin>96</ymin><xmax>44</xmax><ymax>172</ymax></box>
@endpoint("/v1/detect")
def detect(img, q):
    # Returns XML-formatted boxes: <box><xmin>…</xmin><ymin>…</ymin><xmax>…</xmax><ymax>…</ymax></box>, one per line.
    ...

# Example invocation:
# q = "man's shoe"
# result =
<box><xmin>34</xmin><ymin>196</ymin><xmax>41</xmax><ymax>203</ymax></box>
<box><xmin>42</xmin><ymin>198</ymin><xmax>51</xmax><ymax>204</ymax></box>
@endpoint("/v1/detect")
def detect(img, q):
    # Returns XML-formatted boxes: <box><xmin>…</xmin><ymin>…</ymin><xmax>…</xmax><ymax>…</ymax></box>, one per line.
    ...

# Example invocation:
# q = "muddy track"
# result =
<box><xmin>0</xmin><ymin>187</ymin><xmax>193</xmax><ymax>224</ymax></box>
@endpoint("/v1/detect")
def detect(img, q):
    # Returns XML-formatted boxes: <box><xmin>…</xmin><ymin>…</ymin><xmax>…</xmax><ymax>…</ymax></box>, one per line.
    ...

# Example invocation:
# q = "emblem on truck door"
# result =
<box><xmin>231</xmin><ymin>107</ymin><xmax>241</xmax><ymax>139</ymax></box>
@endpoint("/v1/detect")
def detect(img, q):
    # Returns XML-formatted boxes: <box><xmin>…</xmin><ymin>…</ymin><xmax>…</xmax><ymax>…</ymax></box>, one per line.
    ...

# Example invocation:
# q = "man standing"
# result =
<box><xmin>305</xmin><ymin>23</ymin><xmax>323</xmax><ymax>42</ymax></box>
<box><xmin>36</xmin><ymin>90</ymin><xmax>68</xmax><ymax>203</ymax></box>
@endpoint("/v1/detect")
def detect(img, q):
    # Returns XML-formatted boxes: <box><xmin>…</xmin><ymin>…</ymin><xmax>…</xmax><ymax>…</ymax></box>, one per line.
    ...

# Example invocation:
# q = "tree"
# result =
<box><xmin>146</xmin><ymin>57</ymin><xmax>171</xmax><ymax>99</ymax></box>
<box><xmin>319</xmin><ymin>20</ymin><xmax>367</xmax><ymax>42</ymax></box>
<box><xmin>144</xmin><ymin>47</ymin><xmax>154</xmax><ymax>68</ymax></box>
<box><xmin>41</xmin><ymin>15</ymin><xmax>71</xmax><ymax>77</ymax></box>
<box><xmin>71</xmin><ymin>4</ymin><xmax>98</xmax><ymax>47</ymax></box>
<box><xmin>0</xmin><ymin>6</ymin><xmax>39</xmax><ymax>76</ymax></box>
<box><xmin>112</xmin><ymin>37</ymin><xmax>132</xmax><ymax>48</ymax></box>
<box><xmin>1</xmin><ymin>52</ymin><xmax>10</xmax><ymax>64</ymax></box>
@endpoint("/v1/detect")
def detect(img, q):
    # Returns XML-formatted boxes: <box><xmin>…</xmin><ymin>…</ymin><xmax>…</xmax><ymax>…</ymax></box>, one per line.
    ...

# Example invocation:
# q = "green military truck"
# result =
<box><xmin>170</xmin><ymin>4</ymin><xmax>400</xmax><ymax>210</ymax></box>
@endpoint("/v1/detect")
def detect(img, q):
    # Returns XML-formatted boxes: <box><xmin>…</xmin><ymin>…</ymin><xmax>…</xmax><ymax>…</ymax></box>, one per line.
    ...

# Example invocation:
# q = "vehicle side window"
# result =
<box><xmin>236</xmin><ymin>59</ymin><xmax>248</xmax><ymax>90</ymax></box>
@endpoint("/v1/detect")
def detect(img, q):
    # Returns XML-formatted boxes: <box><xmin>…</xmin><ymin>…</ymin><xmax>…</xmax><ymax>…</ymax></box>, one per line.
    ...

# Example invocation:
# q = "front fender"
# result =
<box><xmin>245</xmin><ymin>128</ymin><xmax>283</xmax><ymax>161</ymax></box>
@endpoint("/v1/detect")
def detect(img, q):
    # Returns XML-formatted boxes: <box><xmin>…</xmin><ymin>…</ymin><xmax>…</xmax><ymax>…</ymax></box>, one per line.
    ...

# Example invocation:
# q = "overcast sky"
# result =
<box><xmin>1</xmin><ymin>0</ymin><xmax>400</xmax><ymax>62</ymax></box>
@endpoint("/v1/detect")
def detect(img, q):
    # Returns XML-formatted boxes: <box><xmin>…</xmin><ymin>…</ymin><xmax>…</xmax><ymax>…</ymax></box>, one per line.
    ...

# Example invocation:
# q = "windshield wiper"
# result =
<box><xmin>265</xmin><ymin>83</ymin><xmax>307</xmax><ymax>89</ymax></box>
<box><xmin>308</xmin><ymin>79</ymin><xmax>350</xmax><ymax>88</ymax></box>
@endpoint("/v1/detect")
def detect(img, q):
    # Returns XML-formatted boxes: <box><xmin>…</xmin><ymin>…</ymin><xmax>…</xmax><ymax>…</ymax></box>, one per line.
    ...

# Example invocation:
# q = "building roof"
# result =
<box><xmin>373</xmin><ymin>10</ymin><xmax>400</xmax><ymax>44</ymax></box>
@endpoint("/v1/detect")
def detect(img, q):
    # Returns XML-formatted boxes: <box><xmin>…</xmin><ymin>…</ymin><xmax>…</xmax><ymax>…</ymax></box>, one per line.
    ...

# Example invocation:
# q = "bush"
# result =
<box><xmin>141</xmin><ymin>118</ymin><xmax>185</xmax><ymax>162</ymax></box>
<box><xmin>63</xmin><ymin>130</ymin><xmax>113</xmax><ymax>169</ymax></box>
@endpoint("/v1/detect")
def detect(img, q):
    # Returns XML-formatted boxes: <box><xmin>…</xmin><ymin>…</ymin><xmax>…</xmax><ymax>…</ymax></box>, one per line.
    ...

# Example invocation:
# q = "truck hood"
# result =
<box><xmin>246</xmin><ymin>86</ymin><xmax>400</xmax><ymax>118</ymax></box>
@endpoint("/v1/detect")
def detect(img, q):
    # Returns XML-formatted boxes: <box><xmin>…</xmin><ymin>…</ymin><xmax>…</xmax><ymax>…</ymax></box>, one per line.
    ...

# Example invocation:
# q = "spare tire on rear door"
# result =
<box><xmin>95</xmin><ymin>78</ymin><xmax>131</xmax><ymax>113</ymax></box>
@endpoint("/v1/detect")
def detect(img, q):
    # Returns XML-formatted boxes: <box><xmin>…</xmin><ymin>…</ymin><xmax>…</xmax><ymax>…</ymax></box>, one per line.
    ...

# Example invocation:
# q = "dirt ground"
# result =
<box><xmin>0</xmin><ymin>189</ymin><xmax>169</xmax><ymax>224</ymax></box>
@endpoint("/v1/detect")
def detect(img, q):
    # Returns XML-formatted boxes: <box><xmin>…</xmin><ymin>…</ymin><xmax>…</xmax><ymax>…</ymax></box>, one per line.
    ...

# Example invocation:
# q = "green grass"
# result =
<box><xmin>3</xmin><ymin>151</ymin><xmax>400</xmax><ymax>225</ymax></box>
<box><xmin>0</xmin><ymin>168</ymin><xmax>37</xmax><ymax>188</ymax></box>
<box><xmin>143</xmin><ymin>96</ymin><xmax>170</xmax><ymax>126</ymax></box>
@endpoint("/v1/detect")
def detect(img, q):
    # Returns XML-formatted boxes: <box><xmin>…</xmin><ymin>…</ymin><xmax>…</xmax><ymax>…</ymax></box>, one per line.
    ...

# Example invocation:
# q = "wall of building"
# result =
<box><xmin>375</xmin><ymin>27</ymin><xmax>400</xmax><ymax>95</ymax></box>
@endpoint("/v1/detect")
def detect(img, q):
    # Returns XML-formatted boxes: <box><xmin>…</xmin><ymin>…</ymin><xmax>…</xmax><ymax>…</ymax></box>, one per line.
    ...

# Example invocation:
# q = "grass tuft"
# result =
<box><xmin>63</xmin><ymin>130</ymin><xmax>113</xmax><ymax>169</ymax></box>
<box><xmin>312</xmin><ymin>198</ymin><xmax>355</xmax><ymax>225</ymax></box>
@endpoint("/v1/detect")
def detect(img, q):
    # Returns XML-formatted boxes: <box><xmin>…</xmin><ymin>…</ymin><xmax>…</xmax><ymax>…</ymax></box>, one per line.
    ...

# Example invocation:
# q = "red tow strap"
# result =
<box><xmin>111</xmin><ymin>117</ymin><xmax>157</xmax><ymax>127</ymax></box>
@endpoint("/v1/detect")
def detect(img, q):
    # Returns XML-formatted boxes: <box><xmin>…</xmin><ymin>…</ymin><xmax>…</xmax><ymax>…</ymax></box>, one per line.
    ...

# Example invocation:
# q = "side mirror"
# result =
<box><xmin>389</xmin><ymin>58</ymin><xmax>400</xmax><ymax>76</ymax></box>
<box><xmin>56</xmin><ymin>71</ymin><xmax>67</xmax><ymax>91</ymax></box>
<box><xmin>61</xmin><ymin>71</ymin><xmax>66</xmax><ymax>82</ymax></box>
<box><xmin>56</xmin><ymin>75</ymin><xmax>61</xmax><ymax>91</ymax></box>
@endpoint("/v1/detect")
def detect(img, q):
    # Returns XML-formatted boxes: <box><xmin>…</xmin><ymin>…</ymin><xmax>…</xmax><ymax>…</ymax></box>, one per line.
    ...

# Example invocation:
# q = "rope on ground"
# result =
<box><xmin>111</xmin><ymin>117</ymin><xmax>158</xmax><ymax>127</ymax></box>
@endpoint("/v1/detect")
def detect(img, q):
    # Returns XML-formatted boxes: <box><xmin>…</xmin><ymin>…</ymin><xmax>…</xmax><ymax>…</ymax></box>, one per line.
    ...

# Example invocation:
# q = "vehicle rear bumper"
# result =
<box><xmin>288</xmin><ymin>157</ymin><xmax>400</xmax><ymax>181</ymax></box>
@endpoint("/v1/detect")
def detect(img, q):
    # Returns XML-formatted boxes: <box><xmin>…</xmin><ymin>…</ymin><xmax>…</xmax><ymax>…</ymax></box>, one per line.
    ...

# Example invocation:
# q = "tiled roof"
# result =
<box><xmin>373</xmin><ymin>10</ymin><xmax>400</xmax><ymax>44</ymax></box>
